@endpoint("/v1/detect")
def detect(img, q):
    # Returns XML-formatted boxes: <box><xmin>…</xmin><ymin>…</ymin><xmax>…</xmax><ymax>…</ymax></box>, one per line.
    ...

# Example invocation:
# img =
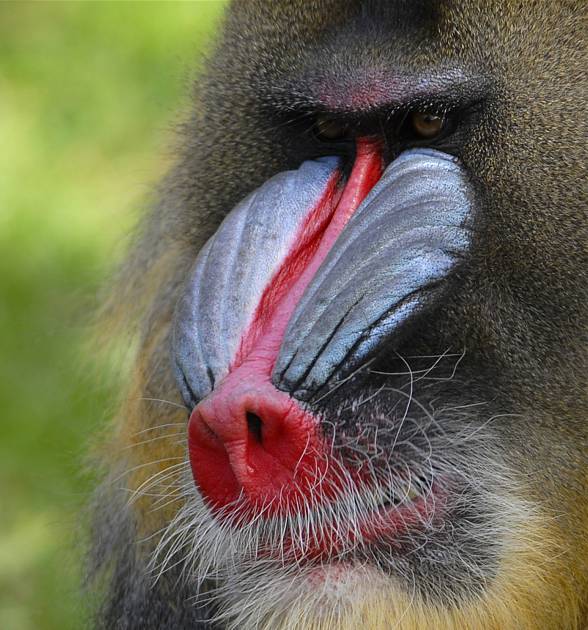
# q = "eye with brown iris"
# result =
<box><xmin>315</xmin><ymin>115</ymin><xmax>350</xmax><ymax>141</ymax></box>
<box><xmin>410</xmin><ymin>111</ymin><xmax>446</xmax><ymax>139</ymax></box>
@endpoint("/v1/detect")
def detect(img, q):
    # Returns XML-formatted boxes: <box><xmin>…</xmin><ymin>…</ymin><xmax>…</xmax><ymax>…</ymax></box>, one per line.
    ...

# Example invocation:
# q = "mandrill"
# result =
<box><xmin>89</xmin><ymin>1</ymin><xmax>588</xmax><ymax>629</ymax></box>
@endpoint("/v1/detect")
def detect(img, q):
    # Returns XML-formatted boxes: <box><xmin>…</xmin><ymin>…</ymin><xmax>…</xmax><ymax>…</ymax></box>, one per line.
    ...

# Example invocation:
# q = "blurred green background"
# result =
<box><xmin>0</xmin><ymin>2</ymin><xmax>226</xmax><ymax>628</ymax></box>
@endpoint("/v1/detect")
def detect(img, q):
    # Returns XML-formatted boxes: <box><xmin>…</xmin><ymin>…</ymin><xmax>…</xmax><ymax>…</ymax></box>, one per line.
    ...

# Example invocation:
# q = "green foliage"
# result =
<box><xmin>0</xmin><ymin>2</ymin><xmax>226</xmax><ymax>628</ymax></box>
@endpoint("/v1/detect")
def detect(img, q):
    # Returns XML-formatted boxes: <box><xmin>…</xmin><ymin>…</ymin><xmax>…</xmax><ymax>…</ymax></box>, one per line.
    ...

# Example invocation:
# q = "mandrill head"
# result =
<box><xmin>91</xmin><ymin>1</ymin><xmax>588</xmax><ymax>629</ymax></box>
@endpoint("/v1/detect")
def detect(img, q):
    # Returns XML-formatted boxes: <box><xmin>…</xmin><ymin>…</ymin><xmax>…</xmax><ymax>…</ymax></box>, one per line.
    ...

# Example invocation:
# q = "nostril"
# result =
<box><xmin>188</xmin><ymin>378</ymin><xmax>328</xmax><ymax>514</ymax></box>
<box><xmin>246</xmin><ymin>412</ymin><xmax>263</xmax><ymax>444</ymax></box>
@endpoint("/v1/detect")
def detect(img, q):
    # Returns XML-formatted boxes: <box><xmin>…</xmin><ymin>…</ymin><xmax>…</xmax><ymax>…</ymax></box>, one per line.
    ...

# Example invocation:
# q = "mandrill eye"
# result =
<box><xmin>409</xmin><ymin>111</ymin><xmax>446</xmax><ymax>139</ymax></box>
<box><xmin>315</xmin><ymin>115</ymin><xmax>350</xmax><ymax>141</ymax></box>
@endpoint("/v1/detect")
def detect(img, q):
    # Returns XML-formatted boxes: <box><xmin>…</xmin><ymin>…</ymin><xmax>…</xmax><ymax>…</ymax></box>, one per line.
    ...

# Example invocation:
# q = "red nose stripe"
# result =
<box><xmin>235</xmin><ymin>138</ymin><xmax>383</xmax><ymax>368</ymax></box>
<box><xmin>189</xmin><ymin>139</ymin><xmax>383</xmax><ymax>514</ymax></box>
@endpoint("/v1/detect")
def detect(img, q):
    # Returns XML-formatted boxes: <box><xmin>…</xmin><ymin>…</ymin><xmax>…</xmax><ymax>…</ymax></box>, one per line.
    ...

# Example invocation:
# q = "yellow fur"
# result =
<box><xmin>270</xmin><ymin>519</ymin><xmax>582</xmax><ymax>630</ymax></box>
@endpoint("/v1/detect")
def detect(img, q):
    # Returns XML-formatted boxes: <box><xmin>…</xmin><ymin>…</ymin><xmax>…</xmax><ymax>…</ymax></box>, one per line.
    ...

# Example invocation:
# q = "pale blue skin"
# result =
<box><xmin>173</xmin><ymin>148</ymin><xmax>472</xmax><ymax>407</ymax></box>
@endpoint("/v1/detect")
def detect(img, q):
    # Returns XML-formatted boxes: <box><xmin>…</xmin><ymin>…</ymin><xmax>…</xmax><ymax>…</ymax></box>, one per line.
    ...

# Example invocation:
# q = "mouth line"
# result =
<box><xmin>282</xmin><ymin>495</ymin><xmax>433</xmax><ymax>563</ymax></box>
<box><xmin>219</xmin><ymin>474</ymin><xmax>440</xmax><ymax>564</ymax></box>
<box><xmin>357</xmin><ymin>485</ymin><xmax>435</xmax><ymax>549</ymax></box>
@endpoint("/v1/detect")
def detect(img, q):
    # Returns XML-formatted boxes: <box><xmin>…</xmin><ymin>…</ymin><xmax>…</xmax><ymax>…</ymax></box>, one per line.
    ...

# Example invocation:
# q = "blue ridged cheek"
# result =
<box><xmin>272</xmin><ymin>148</ymin><xmax>473</xmax><ymax>399</ymax></box>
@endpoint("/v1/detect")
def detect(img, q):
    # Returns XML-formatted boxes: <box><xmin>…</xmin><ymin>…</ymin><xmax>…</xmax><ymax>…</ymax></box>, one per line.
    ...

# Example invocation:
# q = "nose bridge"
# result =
<box><xmin>183</xmin><ymin>141</ymin><xmax>384</xmax><ymax>514</ymax></box>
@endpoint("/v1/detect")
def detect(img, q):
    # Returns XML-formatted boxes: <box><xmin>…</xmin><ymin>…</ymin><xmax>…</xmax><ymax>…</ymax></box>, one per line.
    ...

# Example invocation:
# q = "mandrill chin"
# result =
<box><xmin>89</xmin><ymin>1</ymin><xmax>588</xmax><ymax>629</ymax></box>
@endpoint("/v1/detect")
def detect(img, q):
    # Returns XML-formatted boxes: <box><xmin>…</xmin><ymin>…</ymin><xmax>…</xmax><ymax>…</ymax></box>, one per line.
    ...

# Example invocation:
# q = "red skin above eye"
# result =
<box><xmin>188</xmin><ymin>139</ymin><xmax>383</xmax><ymax>517</ymax></box>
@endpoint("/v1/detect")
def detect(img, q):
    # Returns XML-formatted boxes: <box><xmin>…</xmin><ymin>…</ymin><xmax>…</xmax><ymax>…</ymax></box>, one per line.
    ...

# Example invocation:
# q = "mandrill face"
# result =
<box><xmin>92</xmin><ymin>1</ymin><xmax>588</xmax><ymax>629</ymax></box>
